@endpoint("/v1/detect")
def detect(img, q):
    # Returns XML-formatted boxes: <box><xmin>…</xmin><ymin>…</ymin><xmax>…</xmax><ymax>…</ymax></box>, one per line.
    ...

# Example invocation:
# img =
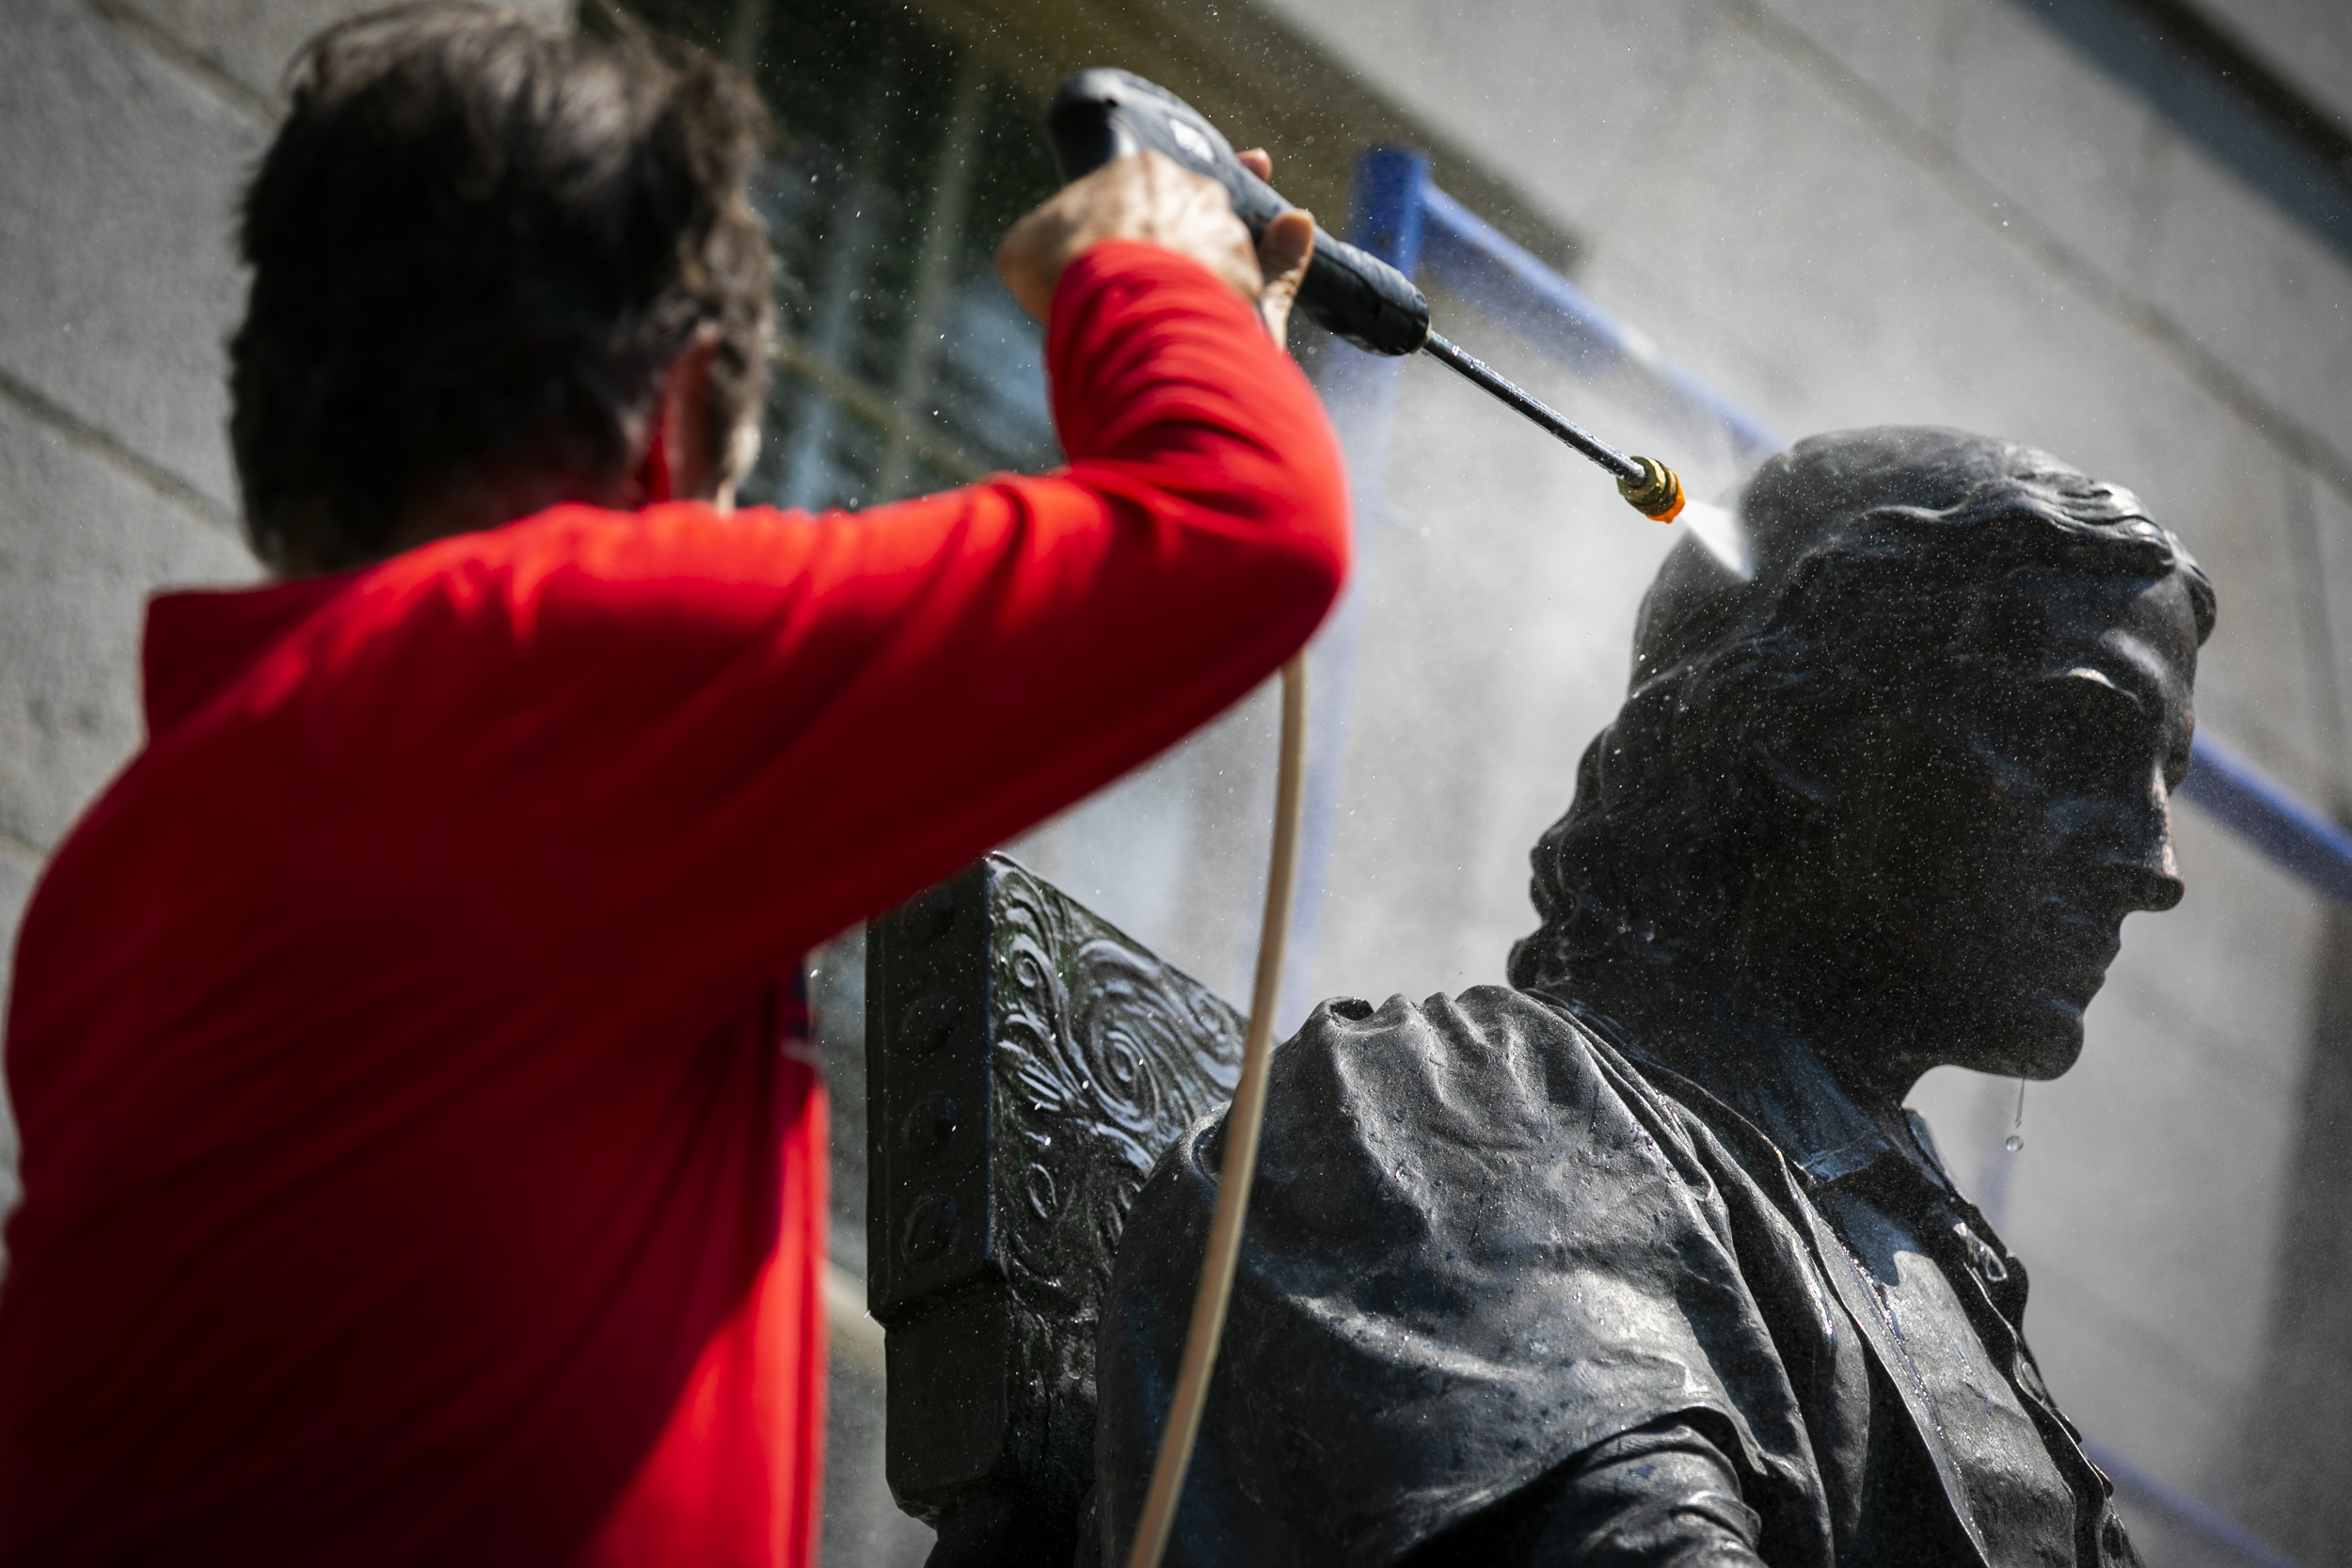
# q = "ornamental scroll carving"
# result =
<box><xmin>987</xmin><ymin>858</ymin><xmax>1244</xmax><ymax>1309</ymax></box>
<box><xmin>983</xmin><ymin>859</ymin><xmax>1244</xmax><ymax>1515</ymax></box>
<box><xmin>866</xmin><ymin>854</ymin><xmax>1246</xmax><ymax>1549</ymax></box>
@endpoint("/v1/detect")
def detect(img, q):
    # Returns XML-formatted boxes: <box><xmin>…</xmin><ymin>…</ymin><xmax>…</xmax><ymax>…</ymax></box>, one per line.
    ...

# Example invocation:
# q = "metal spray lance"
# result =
<box><xmin>1046</xmin><ymin>69</ymin><xmax>1692</xmax><ymax>525</ymax></box>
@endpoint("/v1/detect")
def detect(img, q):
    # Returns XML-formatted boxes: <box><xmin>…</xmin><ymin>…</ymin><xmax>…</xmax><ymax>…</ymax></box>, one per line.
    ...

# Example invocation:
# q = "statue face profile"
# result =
<box><xmin>1510</xmin><ymin>425</ymin><xmax>2216</xmax><ymax>1095</ymax></box>
<box><xmin>1804</xmin><ymin>567</ymin><xmax>2199</xmax><ymax>1077</ymax></box>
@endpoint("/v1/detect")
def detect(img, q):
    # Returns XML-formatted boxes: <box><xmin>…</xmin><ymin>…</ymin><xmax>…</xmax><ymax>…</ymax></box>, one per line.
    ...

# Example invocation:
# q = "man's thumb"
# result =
<box><xmin>1257</xmin><ymin>209</ymin><xmax>1315</xmax><ymax>342</ymax></box>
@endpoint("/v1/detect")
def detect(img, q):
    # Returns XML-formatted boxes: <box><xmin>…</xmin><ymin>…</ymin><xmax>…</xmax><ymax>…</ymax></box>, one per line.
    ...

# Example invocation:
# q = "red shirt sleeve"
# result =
<box><xmin>196</xmin><ymin>239</ymin><xmax>1348</xmax><ymax>1029</ymax></box>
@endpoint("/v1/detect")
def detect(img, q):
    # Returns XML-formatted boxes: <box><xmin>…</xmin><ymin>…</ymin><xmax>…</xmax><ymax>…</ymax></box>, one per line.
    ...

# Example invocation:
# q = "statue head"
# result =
<box><xmin>1508</xmin><ymin>426</ymin><xmax>2217</xmax><ymax>1086</ymax></box>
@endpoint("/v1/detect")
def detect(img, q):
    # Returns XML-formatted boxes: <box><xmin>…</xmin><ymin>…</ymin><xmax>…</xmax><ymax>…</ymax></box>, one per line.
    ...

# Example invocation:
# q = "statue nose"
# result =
<box><xmin>2098</xmin><ymin>766</ymin><xmax>2185</xmax><ymax>911</ymax></box>
<box><xmin>2115</xmin><ymin>854</ymin><xmax>2186</xmax><ymax>911</ymax></box>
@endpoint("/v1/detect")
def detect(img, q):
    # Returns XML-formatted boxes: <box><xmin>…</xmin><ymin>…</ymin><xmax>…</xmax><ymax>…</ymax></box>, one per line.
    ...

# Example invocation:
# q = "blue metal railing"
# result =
<box><xmin>1301</xmin><ymin>142</ymin><xmax>2330</xmax><ymax>1568</ymax></box>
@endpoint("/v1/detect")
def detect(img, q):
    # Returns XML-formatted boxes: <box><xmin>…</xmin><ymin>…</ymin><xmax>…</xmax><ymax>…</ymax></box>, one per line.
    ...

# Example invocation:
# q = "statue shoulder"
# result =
<box><xmin>1207</xmin><ymin>986</ymin><xmax>1726</xmax><ymax>1255</ymax></box>
<box><xmin>1266</xmin><ymin>984</ymin><xmax>1665</xmax><ymax>1151</ymax></box>
<box><xmin>1098</xmin><ymin>986</ymin><xmax>1804</xmax><ymax>1566</ymax></box>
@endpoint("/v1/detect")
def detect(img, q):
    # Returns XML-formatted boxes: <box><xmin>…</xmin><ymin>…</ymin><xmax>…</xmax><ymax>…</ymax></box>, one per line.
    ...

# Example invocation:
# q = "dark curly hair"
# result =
<box><xmin>229</xmin><ymin>3</ymin><xmax>772</xmax><ymax>570</ymax></box>
<box><xmin>1506</xmin><ymin>427</ymin><xmax>2217</xmax><ymax>1000</ymax></box>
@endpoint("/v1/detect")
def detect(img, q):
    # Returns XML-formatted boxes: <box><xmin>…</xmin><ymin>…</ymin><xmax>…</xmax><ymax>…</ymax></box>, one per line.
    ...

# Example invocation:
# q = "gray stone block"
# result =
<box><xmin>1751</xmin><ymin>0</ymin><xmax>1966</xmax><ymax>140</ymax></box>
<box><xmin>2139</xmin><ymin>128</ymin><xmax>2352</xmax><ymax>476</ymax></box>
<box><xmin>2028</xmin><ymin>993</ymin><xmax>2301</xmax><ymax>1378</ymax></box>
<box><xmin>2123</xmin><ymin>809</ymin><xmax>2328</xmax><ymax>1095</ymax></box>
<box><xmin>1564</xmin><ymin>12</ymin><xmax>2137</xmax><ymax>440</ymax></box>
<box><xmin>2200</xmin><ymin>0</ymin><xmax>2352</xmax><ymax>130</ymax></box>
<box><xmin>0</xmin><ymin>832</ymin><xmax>43</xmax><ymax>1261</ymax></box>
<box><xmin>2233</xmin><ymin>911</ymin><xmax>2352</xmax><ymax>1563</ymax></box>
<box><xmin>0</xmin><ymin>395</ymin><xmax>258</xmax><ymax>854</ymax></box>
<box><xmin>1943</xmin><ymin>0</ymin><xmax>2165</xmax><ymax>289</ymax></box>
<box><xmin>117</xmin><ymin>0</ymin><xmax>573</xmax><ymax>110</ymax></box>
<box><xmin>2311</xmin><ymin>468</ymin><xmax>2352</xmax><ymax>793</ymax></box>
<box><xmin>2114</xmin><ymin>401</ymin><xmax>2337</xmax><ymax>803</ymax></box>
<box><xmin>2020</xmin><ymin>1258</ymin><xmax>2245</xmax><ymax>1505</ymax></box>
<box><xmin>0</xmin><ymin>0</ymin><xmax>262</xmax><ymax>515</ymax></box>
<box><xmin>1254</xmin><ymin>0</ymin><xmax>1720</xmax><ymax>228</ymax></box>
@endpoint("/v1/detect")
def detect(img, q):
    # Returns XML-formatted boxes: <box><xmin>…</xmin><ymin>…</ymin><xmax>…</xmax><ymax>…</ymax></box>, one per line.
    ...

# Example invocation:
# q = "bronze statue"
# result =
<box><xmin>1090</xmin><ymin>427</ymin><xmax>2214</xmax><ymax>1567</ymax></box>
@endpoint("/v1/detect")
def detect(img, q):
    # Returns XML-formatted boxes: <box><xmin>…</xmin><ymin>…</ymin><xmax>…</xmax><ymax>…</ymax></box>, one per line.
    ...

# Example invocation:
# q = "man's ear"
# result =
<box><xmin>635</xmin><ymin>328</ymin><xmax>730</xmax><ymax>507</ymax></box>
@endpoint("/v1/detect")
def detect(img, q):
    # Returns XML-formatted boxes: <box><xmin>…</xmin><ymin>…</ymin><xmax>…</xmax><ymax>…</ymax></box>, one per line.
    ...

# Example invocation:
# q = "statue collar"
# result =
<box><xmin>1545</xmin><ymin>993</ymin><xmax>1956</xmax><ymax>1194</ymax></box>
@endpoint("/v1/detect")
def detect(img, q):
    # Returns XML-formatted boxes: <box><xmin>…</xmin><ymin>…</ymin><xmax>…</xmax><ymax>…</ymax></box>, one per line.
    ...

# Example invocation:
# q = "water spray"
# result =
<box><xmin>1045</xmin><ymin>70</ymin><xmax>1702</xmax><ymax>1568</ymax></box>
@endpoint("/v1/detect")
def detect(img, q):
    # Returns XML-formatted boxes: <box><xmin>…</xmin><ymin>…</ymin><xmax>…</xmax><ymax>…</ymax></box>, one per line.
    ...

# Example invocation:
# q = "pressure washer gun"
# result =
<box><xmin>1046</xmin><ymin>68</ymin><xmax>1687</xmax><ymax>524</ymax></box>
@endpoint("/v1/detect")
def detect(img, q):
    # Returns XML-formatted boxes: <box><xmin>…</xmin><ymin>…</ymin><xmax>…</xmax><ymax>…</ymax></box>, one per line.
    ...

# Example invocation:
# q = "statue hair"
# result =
<box><xmin>1506</xmin><ymin>428</ymin><xmax>2217</xmax><ymax>1000</ymax></box>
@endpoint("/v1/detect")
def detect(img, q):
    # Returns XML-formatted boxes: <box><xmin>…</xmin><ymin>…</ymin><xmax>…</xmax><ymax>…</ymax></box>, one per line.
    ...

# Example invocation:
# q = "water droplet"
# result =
<box><xmin>2004</xmin><ymin>1133</ymin><xmax>2025</xmax><ymax>1153</ymax></box>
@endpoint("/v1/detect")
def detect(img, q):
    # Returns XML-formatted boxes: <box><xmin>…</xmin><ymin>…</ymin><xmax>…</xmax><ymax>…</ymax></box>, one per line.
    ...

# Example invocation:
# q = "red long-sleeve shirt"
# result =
<box><xmin>0</xmin><ymin>242</ymin><xmax>1347</xmax><ymax>1566</ymax></box>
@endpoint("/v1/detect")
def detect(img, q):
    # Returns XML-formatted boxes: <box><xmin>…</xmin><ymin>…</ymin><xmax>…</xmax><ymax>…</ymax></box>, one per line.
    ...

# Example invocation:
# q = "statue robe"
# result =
<box><xmin>1090</xmin><ymin>988</ymin><xmax>2141</xmax><ymax>1567</ymax></box>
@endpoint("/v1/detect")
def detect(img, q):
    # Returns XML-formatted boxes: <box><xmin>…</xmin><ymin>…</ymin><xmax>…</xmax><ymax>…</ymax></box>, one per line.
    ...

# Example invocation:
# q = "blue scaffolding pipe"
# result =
<box><xmin>1300</xmin><ymin>142</ymin><xmax>2328</xmax><ymax>1568</ymax></box>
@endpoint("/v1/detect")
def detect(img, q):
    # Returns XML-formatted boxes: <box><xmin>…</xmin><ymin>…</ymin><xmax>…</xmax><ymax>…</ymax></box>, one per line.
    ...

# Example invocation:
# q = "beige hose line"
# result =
<box><xmin>1124</xmin><ymin>654</ymin><xmax>1309</xmax><ymax>1568</ymax></box>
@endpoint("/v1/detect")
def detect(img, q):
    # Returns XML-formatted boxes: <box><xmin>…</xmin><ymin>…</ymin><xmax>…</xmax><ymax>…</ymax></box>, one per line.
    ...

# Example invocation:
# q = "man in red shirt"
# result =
<box><xmin>0</xmin><ymin>7</ymin><xmax>1344</xmax><ymax>1564</ymax></box>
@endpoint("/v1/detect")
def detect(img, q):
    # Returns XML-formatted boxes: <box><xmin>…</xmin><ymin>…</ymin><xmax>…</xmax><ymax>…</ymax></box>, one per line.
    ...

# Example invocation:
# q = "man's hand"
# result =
<box><xmin>997</xmin><ymin>149</ymin><xmax>1316</xmax><ymax>346</ymax></box>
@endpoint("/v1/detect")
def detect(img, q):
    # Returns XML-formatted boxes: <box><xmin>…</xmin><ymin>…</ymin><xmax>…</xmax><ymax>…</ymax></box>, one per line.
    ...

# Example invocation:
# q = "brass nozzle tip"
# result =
<box><xmin>1618</xmin><ymin>456</ymin><xmax>1685</xmax><ymax>523</ymax></box>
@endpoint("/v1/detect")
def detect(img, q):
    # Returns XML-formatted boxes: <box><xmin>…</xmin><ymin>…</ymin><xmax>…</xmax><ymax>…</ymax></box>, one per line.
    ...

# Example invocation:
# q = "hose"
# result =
<box><xmin>1123</xmin><ymin>653</ymin><xmax>1309</xmax><ymax>1568</ymax></box>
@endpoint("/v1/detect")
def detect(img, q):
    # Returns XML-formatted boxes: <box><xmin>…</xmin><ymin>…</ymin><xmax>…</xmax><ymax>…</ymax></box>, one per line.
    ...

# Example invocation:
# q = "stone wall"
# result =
<box><xmin>1</xmin><ymin>0</ymin><xmax>284</xmax><ymax>1230</ymax></box>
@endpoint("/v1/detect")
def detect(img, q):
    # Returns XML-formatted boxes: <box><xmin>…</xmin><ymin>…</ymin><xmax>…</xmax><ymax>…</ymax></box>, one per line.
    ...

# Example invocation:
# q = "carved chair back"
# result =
<box><xmin>866</xmin><ymin>854</ymin><xmax>1244</xmax><ymax>1566</ymax></box>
